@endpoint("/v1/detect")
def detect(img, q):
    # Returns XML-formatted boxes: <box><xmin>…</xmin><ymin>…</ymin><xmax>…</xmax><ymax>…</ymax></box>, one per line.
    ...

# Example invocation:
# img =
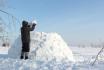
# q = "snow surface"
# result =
<box><xmin>0</xmin><ymin>47</ymin><xmax>9</xmax><ymax>54</ymax></box>
<box><xmin>0</xmin><ymin>32</ymin><xmax>104</xmax><ymax>70</ymax></box>
<box><xmin>0</xmin><ymin>45</ymin><xmax>104</xmax><ymax>70</ymax></box>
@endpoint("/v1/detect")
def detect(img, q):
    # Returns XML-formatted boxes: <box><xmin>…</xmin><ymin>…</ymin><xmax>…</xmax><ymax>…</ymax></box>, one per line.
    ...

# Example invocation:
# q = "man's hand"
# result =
<box><xmin>33</xmin><ymin>23</ymin><xmax>36</xmax><ymax>26</ymax></box>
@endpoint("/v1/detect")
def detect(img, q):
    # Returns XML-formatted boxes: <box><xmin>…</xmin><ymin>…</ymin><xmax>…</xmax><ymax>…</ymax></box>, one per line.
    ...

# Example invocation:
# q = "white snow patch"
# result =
<box><xmin>0</xmin><ymin>47</ymin><xmax>9</xmax><ymax>54</ymax></box>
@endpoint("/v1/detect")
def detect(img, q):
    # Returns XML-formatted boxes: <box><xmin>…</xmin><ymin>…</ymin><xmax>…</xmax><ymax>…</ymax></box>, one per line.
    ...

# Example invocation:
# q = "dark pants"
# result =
<box><xmin>20</xmin><ymin>42</ymin><xmax>30</xmax><ymax>59</ymax></box>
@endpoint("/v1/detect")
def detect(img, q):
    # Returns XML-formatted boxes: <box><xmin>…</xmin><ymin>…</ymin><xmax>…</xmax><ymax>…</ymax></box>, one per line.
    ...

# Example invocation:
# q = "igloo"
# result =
<box><xmin>8</xmin><ymin>32</ymin><xmax>75</xmax><ymax>62</ymax></box>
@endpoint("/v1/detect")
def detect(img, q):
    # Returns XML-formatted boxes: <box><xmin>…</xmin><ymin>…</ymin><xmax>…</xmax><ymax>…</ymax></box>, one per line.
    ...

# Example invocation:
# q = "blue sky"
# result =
<box><xmin>1</xmin><ymin>0</ymin><xmax>104</xmax><ymax>44</ymax></box>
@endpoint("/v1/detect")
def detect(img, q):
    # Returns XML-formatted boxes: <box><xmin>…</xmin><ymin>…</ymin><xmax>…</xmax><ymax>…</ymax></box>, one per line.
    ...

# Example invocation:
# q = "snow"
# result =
<box><xmin>71</xmin><ymin>46</ymin><xmax>104</xmax><ymax>70</ymax></box>
<box><xmin>0</xmin><ymin>32</ymin><xmax>104</xmax><ymax>70</ymax></box>
<box><xmin>0</xmin><ymin>46</ymin><xmax>104</xmax><ymax>70</ymax></box>
<box><xmin>8</xmin><ymin>32</ymin><xmax>75</xmax><ymax>62</ymax></box>
<box><xmin>0</xmin><ymin>47</ymin><xmax>9</xmax><ymax>54</ymax></box>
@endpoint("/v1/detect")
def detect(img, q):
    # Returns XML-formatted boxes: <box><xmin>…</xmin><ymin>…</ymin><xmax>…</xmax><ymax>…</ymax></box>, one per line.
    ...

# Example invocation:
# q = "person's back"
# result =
<box><xmin>20</xmin><ymin>20</ymin><xmax>36</xmax><ymax>59</ymax></box>
<box><xmin>21</xmin><ymin>24</ymin><xmax>31</xmax><ymax>43</ymax></box>
<box><xmin>21</xmin><ymin>21</ymin><xmax>36</xmax><ymax>43</ymax></box>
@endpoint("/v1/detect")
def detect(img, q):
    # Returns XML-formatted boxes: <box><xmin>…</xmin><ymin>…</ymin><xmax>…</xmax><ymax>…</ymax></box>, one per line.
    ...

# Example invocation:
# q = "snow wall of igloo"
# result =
<box><xmin>8</xmin><ymin>32</ymin><xmax>75</xmax><ymax>62</ymax></box>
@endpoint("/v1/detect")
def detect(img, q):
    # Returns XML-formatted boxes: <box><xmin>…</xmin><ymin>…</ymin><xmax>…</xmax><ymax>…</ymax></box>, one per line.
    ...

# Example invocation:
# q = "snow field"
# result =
<box><xmin>0</xmin><ymin>32</ymin><xmax>104</xmax><ymax>70</ymax></box>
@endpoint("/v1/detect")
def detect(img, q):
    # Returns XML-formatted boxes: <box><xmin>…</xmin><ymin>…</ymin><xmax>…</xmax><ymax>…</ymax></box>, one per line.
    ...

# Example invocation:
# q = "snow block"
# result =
<box><xmin>8</xmin><ymin>32</ymin><xmax>75</xmax><ymax>62</ymax></box>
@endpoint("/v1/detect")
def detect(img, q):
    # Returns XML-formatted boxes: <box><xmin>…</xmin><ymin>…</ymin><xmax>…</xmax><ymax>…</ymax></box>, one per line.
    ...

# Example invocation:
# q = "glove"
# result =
<box><xmin>33</xmin><ymin>23</ymin><xmax>36</xmax><ymax>26</ymax></box>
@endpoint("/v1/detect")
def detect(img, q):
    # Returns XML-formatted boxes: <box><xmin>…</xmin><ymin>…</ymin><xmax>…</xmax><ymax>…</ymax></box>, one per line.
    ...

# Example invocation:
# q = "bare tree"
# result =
<box><xmin>0</xmin><ymin>17</ymin><xmax>5</xmax><ymax>32</ymax></box>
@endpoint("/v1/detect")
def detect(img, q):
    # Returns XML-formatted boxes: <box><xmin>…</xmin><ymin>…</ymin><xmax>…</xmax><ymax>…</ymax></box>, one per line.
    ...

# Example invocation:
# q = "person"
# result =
<box><xmin>20</xmin><ymin>20</ymin><xmax>36</xmax><ymax>59</ymax></box>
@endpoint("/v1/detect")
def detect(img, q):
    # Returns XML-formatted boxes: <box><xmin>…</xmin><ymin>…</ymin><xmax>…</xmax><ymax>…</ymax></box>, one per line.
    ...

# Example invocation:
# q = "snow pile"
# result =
<box><xmin>8</xmin><ymin>32</ymin><xmax>75</xmax><ymax>62</ymax></box>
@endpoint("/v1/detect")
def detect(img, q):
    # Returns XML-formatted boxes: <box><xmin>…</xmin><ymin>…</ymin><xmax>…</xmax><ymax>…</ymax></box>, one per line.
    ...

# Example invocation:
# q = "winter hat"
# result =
<box><xmin>22</xmin><ymin>20</ymin><xmax>28</xmax><ymax>26</ymax></box>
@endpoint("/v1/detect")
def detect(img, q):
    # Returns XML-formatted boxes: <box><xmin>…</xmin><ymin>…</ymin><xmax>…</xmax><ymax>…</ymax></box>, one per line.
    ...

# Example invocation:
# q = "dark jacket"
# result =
<box><xmin>21</xmin><ymin>21</ymin><xmax>36</xmax><ymax>43</ymax></box>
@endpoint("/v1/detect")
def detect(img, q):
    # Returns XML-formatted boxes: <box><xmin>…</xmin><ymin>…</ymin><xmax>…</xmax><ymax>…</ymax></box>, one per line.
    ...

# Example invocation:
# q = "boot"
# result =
<box><xmin>20</xmin><ymin>56</ymin><xmax>24</xmax><ymax>59</ymax></box>
<box><xmin>20</xmin><ymin>51</ymin><xmax>24</xmax><ymax>59</ymax></box>
<box><xmin>25</xmin><ymin>56</ymin><xmax>28</xmax><ymax>60</ymax></box>
<box><xmin>25</xmin><ymin>52</ymin><xmax>29</xmax><ymax>60</ymax></box>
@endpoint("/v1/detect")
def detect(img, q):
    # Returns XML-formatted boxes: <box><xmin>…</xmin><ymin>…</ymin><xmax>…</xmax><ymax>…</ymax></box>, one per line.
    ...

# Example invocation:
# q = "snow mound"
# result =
<box><xmin>8</xmin><ymin>32</ymin><xmax>75</xmax><ymax>62</ymax></box>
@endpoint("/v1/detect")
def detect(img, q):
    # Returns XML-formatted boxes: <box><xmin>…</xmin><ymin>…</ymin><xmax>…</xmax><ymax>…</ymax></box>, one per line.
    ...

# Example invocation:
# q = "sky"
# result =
<box><xmin>0</xmin><ymin>0</ymin><xmax>104</xmax><ymax>45</ymax></box>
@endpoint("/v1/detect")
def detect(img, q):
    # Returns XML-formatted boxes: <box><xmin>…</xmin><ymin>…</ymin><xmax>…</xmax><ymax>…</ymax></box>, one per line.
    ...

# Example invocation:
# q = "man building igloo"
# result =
<box><xmin>8</xmin><ymin>32</ymin><xmax>75</xmax><ymax>62</ymax></box>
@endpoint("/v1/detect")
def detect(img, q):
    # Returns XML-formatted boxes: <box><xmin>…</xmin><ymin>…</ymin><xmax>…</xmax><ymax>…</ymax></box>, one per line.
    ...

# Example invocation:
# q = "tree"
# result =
<box><xmin>0</xmin><ymin>0</ymin><xmax>7</xmax><ymax>8</ymax></box>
